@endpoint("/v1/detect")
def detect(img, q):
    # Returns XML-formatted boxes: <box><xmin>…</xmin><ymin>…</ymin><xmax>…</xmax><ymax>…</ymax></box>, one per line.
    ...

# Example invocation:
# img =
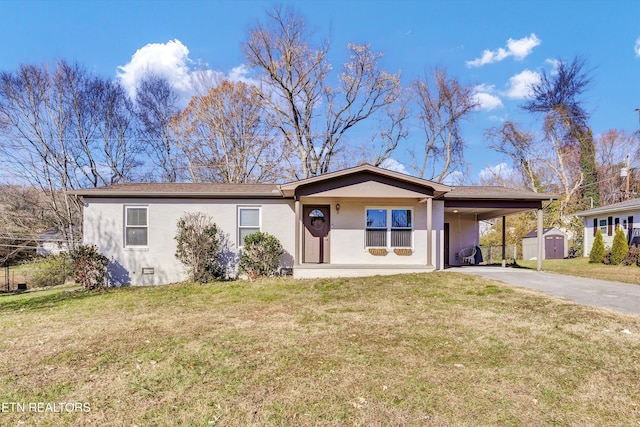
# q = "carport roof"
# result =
<box><xmin>441</xmin><ymin>186</ymin><xmax>556</xmax><ymax>221</ymax></box>
<box><xmin>442</xmin><ymin>186</ymin><xmax>555</xmax><ymax>201</ymax></box>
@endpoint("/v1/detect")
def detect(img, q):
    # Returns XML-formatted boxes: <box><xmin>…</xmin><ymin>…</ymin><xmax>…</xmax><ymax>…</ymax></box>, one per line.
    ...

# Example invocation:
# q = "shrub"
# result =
<box><xmin>622</xmin><ymin>247</ymin><xmax>640</xmax><ymax>266</ymax></box>
<box><xmin>71</xmin><ymin>245</ymin><xmax>109</xmax><ymax>290</ymax></box>
<box><xmin>239</xmin><ymin>232</ymin><xmax>283</xmax><ymax>281</ymax></box>
<box><xmin>589</xmin><ymin>229</ymin><xmax>605</xmax><ymax>263</ymax></box>
<box><xmin>175</xmin><ymin>212</ymin><xmax>223</xmax><ymax>283</ymax></box>
<box><xmin>28</xmin><ymin>254</ymin><xmax>72</xmax><ymax>288</ymax></box>
<box><xmin>609</xmin><ymin>227</ymin><xmax>629</xmax><ymax>265</ymax></box>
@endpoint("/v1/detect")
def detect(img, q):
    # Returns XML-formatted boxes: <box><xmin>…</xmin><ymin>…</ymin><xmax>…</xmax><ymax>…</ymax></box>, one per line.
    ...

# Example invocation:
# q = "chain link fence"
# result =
<box><xmin>478</xmin><ymin>244</ymin><xmax>518</xmax><ymax>264</ymax></box>
<box><xmin>2</xmin><ymin>257</ymin><xmax>73</xmax><ymax>292</ymax></box>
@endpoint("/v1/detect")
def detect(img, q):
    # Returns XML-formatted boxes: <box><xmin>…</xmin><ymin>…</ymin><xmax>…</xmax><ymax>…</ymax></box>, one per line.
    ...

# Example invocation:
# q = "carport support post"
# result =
<box><xmin>426</xmin><ymin>197</ymin><xmax>433</xmax><ymax>268</ymax></box>
<box><xmin>501</xmin><ymin>216</ymin><xmax>506</xmax><ymax>267</ymax></box>
<box><xmin>537</xmin><ymin>208</ymin><xmax>543</xmax><ymax>271</ymax></box>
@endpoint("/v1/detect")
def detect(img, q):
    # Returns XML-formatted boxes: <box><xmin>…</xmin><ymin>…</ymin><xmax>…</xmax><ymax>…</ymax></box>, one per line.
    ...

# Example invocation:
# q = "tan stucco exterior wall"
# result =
<box><xmin>445</xmin><ymin>213</ymin><xmax>478</xmax><ymax>266</ymax></box>
<box><xmin>82</xmin><ymin>198</ymin><xmax>295</xmax><ymax>286</ymax></box>
<box><xmin>299</xmin><ymin>197</ymin><xmax>444</xmax><ymax>267</ymax></box>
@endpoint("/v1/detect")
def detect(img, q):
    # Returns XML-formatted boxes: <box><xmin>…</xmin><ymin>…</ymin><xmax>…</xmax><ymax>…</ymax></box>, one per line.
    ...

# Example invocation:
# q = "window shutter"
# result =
<box><xmin>593</xmin><ymin>219</ymin><xmax>597</xmax><ymax>236</ymax></box>
<box><xmin>607</xmin><ymin>217</ymin><xmax>613</xmax><ymax>236</ymax></box>
<box><xmin>628</xmin><ymin>216</ymin><xmax>634</xmax><ymax>242</ymax></box>
<box><xmin>615</xmin><ymin>217</ymin><xmax>620</xmax><ymax>230</ymax></box>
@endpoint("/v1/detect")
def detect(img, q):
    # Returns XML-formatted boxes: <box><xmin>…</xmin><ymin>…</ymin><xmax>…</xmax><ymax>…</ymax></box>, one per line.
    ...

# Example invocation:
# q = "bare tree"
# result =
<box><xmin>409</xmin><ymin>67</ymin><xmax>478</xmax><ymax>182</ymax></box>
<box><xmin>488</xmin><ymin>119</ymin><xmax>581</xmax><ymax>222</ymax></box>
<box><xmin>243</xmin><ymin>7</ymin><xmax>403</xmax><ymax>179</ymax></box>
<box><xmin>487</xmin><ymin>121</ymin><xmax>541</xmax><ymax>192</ymax></box>
<box><xmin>595</xmin><ymin>129</ymin><xmax>640</xmax><ymax>204</ymax></box>
<box><xmin>134</xmin><ymin>74</ymin><xmax>182</xmax><ymax>182</ymax></box>
<box><xmin>171</xmin><ymin>80</ymin><xmax>285</xmax><ymax>183</ymax></box>
<box><xmin>0</xmin><ymin>60</ymin><xmax>142</xmax><ymax>247</ymax></box>
<box><xmin>96</xmin><ymin>79</ymin><xmax>141</xmax><ymax>184</ymax></box>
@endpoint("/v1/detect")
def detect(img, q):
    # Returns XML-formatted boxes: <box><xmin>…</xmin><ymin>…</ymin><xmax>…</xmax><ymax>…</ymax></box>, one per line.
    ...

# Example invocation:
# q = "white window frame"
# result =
<box><xmin>238</xmin><ymin>206</ymin><xmax>261</xmax><ymax>247</ymax></box>
<box><xmin>124</xmin><ymin>205</ymin><xmax>148</xmax><ymax>248</ymax></box>
<box><xmin>364</xmin><ymin>207</ymin><xmax>414</xmax><ymax>249</ymax></box>
<box><xmin>599</xmin><ymin>219</ymin><xmax>607</xmax><ymax>235</ymax></box>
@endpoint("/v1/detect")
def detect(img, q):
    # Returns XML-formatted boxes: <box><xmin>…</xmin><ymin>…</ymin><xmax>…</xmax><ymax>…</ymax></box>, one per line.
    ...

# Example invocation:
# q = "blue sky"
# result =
<box><xmin>2</xmin><ymin>0</ymin><xmax>639</xmax><ymax>182</ymax></box>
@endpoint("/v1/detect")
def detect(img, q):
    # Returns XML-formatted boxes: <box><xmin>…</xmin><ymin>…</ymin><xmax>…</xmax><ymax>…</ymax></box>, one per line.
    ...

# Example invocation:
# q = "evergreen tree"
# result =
<box><xmin>589</xmin><ymin>229</ymin><xmax>605</xmax><ymax>264</ymax></box>
<box><xmin>609</xmin><ymin>227</ymin><xmax>629</xmax><ymax>265</ymax></box>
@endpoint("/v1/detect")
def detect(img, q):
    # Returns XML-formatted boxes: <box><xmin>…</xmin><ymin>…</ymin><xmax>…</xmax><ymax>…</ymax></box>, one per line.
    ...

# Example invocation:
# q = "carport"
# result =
<box><xmin>441</xmin><ymin>186</ymin><xmax>556</xmax><ymax>271</ymax></box>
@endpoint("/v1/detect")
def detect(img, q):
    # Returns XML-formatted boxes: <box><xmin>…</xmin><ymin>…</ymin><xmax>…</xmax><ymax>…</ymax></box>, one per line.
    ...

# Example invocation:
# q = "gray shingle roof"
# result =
<box><xmin>70</xmin><ymin>182</ymin><xmax>282</xmax><ymax>198</ymax></box>
<box><xmin>574</xmin><ymin>197</ymin><xmax>640</xmax><ymax>217</ymax></box>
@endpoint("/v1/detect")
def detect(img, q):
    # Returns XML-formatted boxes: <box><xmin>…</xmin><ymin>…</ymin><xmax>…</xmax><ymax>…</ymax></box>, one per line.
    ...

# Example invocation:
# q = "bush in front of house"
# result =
<box><xmin>622</xmin><ymin>247</ymin><xmax>639</xmax><ymax>266</ymax></box>
<box><xmin>609</xmin><ymin>227</ymin><xmax>629</xmax><ymax>265</ymax></box>
<box><xmin>28</xmin><ymin>254</ymin><xmax>72</xmax><ymax>287</ymax></box>
<box><xmin>239</xmin><ymin>232</ymin><xmax>283</xmax><ymax>281</ymax></box>
<box><xmin>175</xmin><ymin>212</ymin><xmax>223</xmax><ymax>283</ymax></box>
<box><xmin>71</xmin><ymin>245</ymin><xmax>109</xmax><ymax>290</ymax></box>
<box><xmin>589</xmin><ymin>229</ymin><xmax>605</xmax><ymax>264</ymax></box>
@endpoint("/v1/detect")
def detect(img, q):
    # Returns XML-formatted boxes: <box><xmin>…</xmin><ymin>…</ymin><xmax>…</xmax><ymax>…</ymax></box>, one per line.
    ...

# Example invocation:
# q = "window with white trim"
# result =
<box><xmin>365</xmin><ymin>208</ymin><xmax>413</xmax><ymax>248</ymax></box>
<box><xmin>238</xmin><ymin>207</ymin><xmax>261</xmax><ymax>246</ymax></box>
<box><xmin>125</xmin><ymin>206</ymin><xmax>148</xmax><ymax>247</ymax></box>
<box><xmin>599</xmin><ymin>219</ymin><xmax>607</xmax><ymax>234</ymax></box>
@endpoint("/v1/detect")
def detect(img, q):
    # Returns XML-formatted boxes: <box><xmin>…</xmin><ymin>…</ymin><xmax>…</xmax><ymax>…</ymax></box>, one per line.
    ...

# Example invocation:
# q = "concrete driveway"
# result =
<box><xmin>451</xmin><ymin>266</ymin><xmax>640</xmax><ymax>316</ymax></box>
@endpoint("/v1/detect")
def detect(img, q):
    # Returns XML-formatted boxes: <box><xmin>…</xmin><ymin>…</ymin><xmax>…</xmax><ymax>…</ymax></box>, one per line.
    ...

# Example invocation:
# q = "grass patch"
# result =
<box><xmin>1</xmin><ymin>274</ymin><xmax>639</xmax><ymax>425</ymax></box>
<box><xmin>519</xmin><ymin>257</ymin><xmax>640</xmax><ymax>285</ymax></box>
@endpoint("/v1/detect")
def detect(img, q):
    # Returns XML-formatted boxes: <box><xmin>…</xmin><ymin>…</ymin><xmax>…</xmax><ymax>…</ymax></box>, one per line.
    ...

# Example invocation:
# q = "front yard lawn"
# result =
<box><xmin>519</xmin><ymin>257</ymin><xmax>640</xmax><ymax>285</ymax></box>
<box><xmin>1</xmin><ymin>273</ymin><xmax>639</xmax><ymax>425</ymax></box>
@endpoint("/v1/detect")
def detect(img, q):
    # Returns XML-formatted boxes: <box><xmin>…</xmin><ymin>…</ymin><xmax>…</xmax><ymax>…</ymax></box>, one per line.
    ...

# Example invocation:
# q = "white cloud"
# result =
<box><xmin>478</xmin><ymin>163</ymin><xmax>515</xmax><ymax>181</ymax></box>
<box><xmin>635</xmin><ymin>36</ymin><xmax>640</xmax><ymax>57</ymax></box>
<box><xmin>506</xmin><ymin>34</ymin><xmax>542</xmax><ymax>59</ymax></box>
<box><xmin>440</xmin><ymin>171</ymin><xmax>465</xmax><ymax>185</ymax></box>
<box><xmin>117</xmin><ymin>39</ymin><xmax>257</xmax><ymax>104</ymax></box>
<box><xmin>505</xmin><ymin>69</ymin><xmax>541</xmax><ymax>99</ymax></box>
<box><xmin>117</xmin><ymin>40</ymin><xmax>193</xmax><ymax>100</ymax></box>
<box><xmin>467</xmin><ymin>33</ymin><xmax>541</xmax><ymax>67</ymax></box>
<box><xmin>380</xmin><ymin>158</ymin><xmax>409</xmax><ymax>175</ymax></box>
<box><xmin>473</xmin><ymin>84</ymin><xmax>504</xmax><ymax>111</ymax></box>
<box><xmin>545</xmin><ymin>57</ymin><xmax>561</xmax><ymax>74</ymax></box>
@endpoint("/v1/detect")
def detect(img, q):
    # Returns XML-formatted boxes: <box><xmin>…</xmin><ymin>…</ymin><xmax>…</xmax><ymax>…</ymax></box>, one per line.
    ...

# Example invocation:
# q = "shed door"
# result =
<box><xmin>545</xmin><ymin>235</ymin><xmax>564</xmax><ymax>259</ymax></box>
<box><xmin>303</xmin><ymin>206</ymin><xmax>330</xmax><ymax>263</ymax></box>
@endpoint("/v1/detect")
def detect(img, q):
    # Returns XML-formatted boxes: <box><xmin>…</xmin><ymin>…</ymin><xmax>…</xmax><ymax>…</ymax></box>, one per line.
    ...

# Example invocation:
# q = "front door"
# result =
<box><xmin>444</xmin><ymin>223</ymin><xmax>450</xmax><ymax>267</ymax></box>
<box><xmin>303</xmin><ymin>205</ymin><xmax>330</xmax><ymax>263</ymax></box>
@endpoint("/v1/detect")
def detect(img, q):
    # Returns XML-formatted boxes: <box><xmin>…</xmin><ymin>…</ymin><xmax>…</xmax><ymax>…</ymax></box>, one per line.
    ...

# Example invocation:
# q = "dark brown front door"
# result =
<box><xmin>303</xmin><ymin>205</ymin><xmax>330</xmax><ymax>263</ymax></box>
<box><xmin>444</xmin><ymin>223</ymin><xmax>450</xmax><ymax>267</ymax></box>
<box><xmin>545</xmin><ymin>235</ymin><xmax>564</xmax><ymax>259</ymax></box>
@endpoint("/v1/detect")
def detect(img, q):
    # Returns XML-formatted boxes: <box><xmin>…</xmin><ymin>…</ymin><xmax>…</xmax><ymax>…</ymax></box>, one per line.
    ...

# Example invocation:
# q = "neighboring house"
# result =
<box><xmin>522</xmin><ymin>228</ymin><xmax>568</xmax><ymax>260</ymax></box>
<box><xmin>36</xmin><ymin>229</ymin><xmax>70</xmax><ymax>256</ymax></box>
<box><xmin>575</xmin><ymin>198</ymin><xmax>640</xmax><ymax>256</ymax></box>
<box><xmin>71</xmin><ymin>164</ymin><xmax>555</xmax><ymax>285</ymax></box>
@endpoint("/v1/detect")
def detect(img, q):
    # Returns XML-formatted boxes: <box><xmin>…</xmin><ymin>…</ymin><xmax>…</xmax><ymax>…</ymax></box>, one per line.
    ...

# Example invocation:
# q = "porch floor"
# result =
<box><xmin>293</xmin><ymin>264</ymin><xmax>435</xmax><ymax>279</ymax></box>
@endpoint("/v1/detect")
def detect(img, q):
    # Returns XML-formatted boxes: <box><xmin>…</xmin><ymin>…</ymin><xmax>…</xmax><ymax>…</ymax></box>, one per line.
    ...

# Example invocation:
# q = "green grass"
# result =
<box><xmin>1</xmin><ymin>273</ymin><xmax>639</xmax><ymax>426</ymax></box>
<box><xmin>519</xmin><ymin>257</ymin><xmax>640</xmax><ymax>285</ymax></box>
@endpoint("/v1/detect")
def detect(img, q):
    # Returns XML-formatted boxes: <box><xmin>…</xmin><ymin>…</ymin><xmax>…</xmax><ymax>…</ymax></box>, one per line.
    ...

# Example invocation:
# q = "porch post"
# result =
<box><xmin>426</xmin><ymin>197</ymin><xmax>433</xmax><ymax>267</ymax></box>
<box><xmin>294</xmin><ymin>199</ymin><xmax>301</xmax><ymax>266</ymax></box>
<box><xmin>501</xmin><ymin>216</ymin><xmax>506</xmax><ymax>267</ymax></box>
<box><xmin>537</xmin><ymin>208</ymin><xmax>543</xmax><ymax>271</ymax></box>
